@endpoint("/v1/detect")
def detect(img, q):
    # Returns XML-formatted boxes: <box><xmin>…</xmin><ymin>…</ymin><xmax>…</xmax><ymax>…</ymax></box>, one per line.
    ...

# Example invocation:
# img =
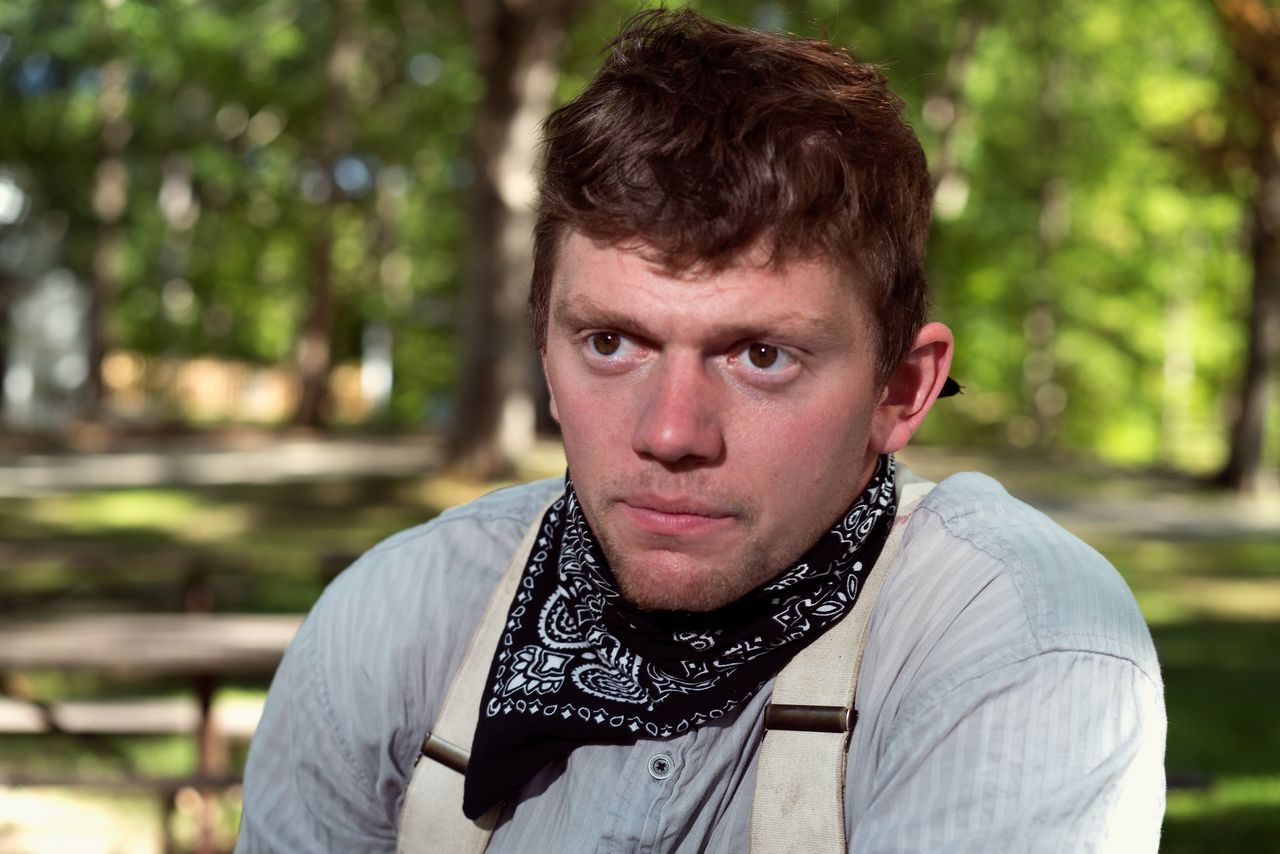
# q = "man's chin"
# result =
<box><xmin>611</xmin><ymin>556</ymin><xmax>747</xmax><ymax>613</ymax></box>
<box><xmin>592</xmin><ymin>509</ymin><xmax>774</xmax><ymax>611</ymax></box>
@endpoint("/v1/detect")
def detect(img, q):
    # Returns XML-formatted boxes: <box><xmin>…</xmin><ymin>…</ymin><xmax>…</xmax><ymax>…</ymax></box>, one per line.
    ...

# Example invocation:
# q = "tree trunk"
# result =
<box><xmin>1214</xmin><ymin>0</ymin><xmax>1280</xmax><ymax>492</ymax></box>
<box><xmin>1221</xmin><ymin>162</ymin><xmax>1280</xmax><ymax>492</ymax></box>
<box><xmin>294</xmin><ymin>228</ymin><xmax>336</xmax><ymax>427</ymax></box>
<box><xmin>0</xmin><ymin>271</ymin><xmax>11</xmax><ymax>419</ymax></box>
<box><xmin>84</xmin><ymin>60</ymin><xmax>131</xmax><ymax>419</ymax></box>
<box><xmin>292</xmin><ymin>0</ymin><xmax>363</xmax><ymax>427</ymax></box>
<box><xmin>1023</xmin><ymin>8</ymin><xmax>1069</xmax><ymax>448</ymax></box>
<box><xmin>925</xmin><ymin>14</ymin><xmax>987</xmax><ymax>219</ymax></box>
<box><xmin>450</xmin><ymin>0</ymin><xmax>579</xmax><ymax>479</ymax></box>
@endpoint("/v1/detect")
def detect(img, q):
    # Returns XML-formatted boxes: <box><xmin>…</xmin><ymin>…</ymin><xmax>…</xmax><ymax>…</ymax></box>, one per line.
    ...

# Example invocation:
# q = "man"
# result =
<box><xmin>238</xmin><ymin>9</ymin><xmax>1165</xmax><ymax>852</ymax></box>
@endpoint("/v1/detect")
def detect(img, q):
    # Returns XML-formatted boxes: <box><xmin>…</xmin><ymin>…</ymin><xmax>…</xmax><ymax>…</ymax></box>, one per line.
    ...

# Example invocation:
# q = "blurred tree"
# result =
<box><xmin>0</xmin><ymin>0</ymin><xmax>1271</xmax><ymax>483</ymax></box>
<box><xmin>1</xmin><ymin>0</ymin><xmax>482</xmax><ymax>429</ymax></box>
<box><xmin>292</xmin><ymin>0</ymin><xmax>363</xmax><ymax>427</ymax></box>
<box><xmin>1214</xmin><ymin>0</ymin><xmax>1280</xmax><ymax>493</ymax></box>
<box><xmin>87</xmin><ymin>57</ymin><xmax>130</xmax><ymax>416</ymax></box>
<box><xmin>450</xmin><ymin>0</ymin><xmax>581</xmax><ymax>477</ymax></box>
<box><xmin>875</xmin><ymin>0</ymin><xmax>1252</xmax><ymax>474</ymax></box>
<box><xmin>1</xmin><ymin>1</ymin><xmax>113</xmax><ymax>419</ymax></box>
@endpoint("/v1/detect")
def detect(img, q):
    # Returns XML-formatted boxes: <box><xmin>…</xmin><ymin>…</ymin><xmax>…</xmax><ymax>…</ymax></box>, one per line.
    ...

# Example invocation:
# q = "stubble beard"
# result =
<box><xmin>567</xmin><ymin>448</ymin><xmax>876</xmax><ymax>613</ymax></box>
<box><xmin>593</xmin><ymin>523</ymin><xmax>774</xmax><ymax>613</ymax></box>
<box><xmin>583</xmin><ymin>494</ymin><xmax>824</xmax><ymax>614</ymax></box>
<box><xmin>572</xmin><ymin>463</ymin><xmax>860</xmax><ymax>613</ymax></box>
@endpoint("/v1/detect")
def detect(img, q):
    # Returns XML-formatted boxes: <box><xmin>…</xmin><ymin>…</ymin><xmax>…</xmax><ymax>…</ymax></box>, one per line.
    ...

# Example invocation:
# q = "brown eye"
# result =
<box><xmin>590</xmin><ymin>333</ymin><xmax>622</xmax><ymax>356</ymax></box>
<box><xmin>748</xmin><ymin>343</ymin><xmax>779</xmax><ymax>369</ymax></box>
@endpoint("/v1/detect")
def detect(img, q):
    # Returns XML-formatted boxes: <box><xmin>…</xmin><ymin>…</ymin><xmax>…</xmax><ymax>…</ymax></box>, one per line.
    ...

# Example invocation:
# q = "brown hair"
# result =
<box><xmin>530</xmin><ymin>8</ymin><xmax>932</xmax><ymax>384</ymax></box>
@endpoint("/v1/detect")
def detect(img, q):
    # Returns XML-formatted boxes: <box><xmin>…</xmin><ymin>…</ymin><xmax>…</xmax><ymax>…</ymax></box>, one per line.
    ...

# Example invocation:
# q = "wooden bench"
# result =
<box><xmin>0</xmin><ymin>613</ymin><xmax>302</xmax><ymax>675</ymax></box>
<box><xmin>0</xmin><ymin>613</ymin><xmax>302</xmax><ymax>852</ymax></box>
<box><xmin>0</xmin><ymin>694</ymin><xmax>265</xmax><ymax>738</ymax></box>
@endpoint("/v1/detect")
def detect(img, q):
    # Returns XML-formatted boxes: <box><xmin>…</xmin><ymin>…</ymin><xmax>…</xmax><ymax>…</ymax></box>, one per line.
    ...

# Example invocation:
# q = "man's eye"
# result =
<box><xmin>736</xmin><ymin>342</ymin><xmax>794</xmax><ymax>372</ymax></box>
<box><xmin>587</xmin><ymin>332</ymin><xmax>625</xmax><ymax>357</ymax></box>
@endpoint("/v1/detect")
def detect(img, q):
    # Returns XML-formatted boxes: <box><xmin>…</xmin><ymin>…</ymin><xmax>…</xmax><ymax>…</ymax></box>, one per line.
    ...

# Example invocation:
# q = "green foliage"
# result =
<box><xmin>857</xmin><ymin>0</ymin><xmax>1252</xmax><ymax>471</ymax></box>
<box><xmin>548</xmin><ymin>0</ymin><xmax>1262</xmax><ymax>472</ymax></box>
<box><xmin>0</xmin><ymin>0</ymin><xmax>1268</xmax><ymax>463</ymax></box>
<box><xmin>2</xmin><ymin>0</ymin><xmax>474</xmax><ymax>421</ymax></box>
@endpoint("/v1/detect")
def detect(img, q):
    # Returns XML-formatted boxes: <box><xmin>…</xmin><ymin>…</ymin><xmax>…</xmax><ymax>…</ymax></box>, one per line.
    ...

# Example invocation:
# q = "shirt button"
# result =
<box><xmin>648</xmin><ymin>753</ymin><xmax>674</xmax><ymax>780</ymax></box>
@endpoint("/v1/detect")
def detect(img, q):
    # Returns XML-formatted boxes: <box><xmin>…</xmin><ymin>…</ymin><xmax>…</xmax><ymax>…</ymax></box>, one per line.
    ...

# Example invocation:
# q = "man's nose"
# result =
<box><xmin>631</xmin><ymin>355</ymin><xmax>724</xmax><ymax>465</ymax></box>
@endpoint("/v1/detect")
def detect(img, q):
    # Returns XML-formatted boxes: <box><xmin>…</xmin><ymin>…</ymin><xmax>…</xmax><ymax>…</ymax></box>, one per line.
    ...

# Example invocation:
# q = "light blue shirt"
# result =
<box><xmin>237</xmin><ymin>472</ymin><xmax>1166</xmax><ymax>852</ymax></box>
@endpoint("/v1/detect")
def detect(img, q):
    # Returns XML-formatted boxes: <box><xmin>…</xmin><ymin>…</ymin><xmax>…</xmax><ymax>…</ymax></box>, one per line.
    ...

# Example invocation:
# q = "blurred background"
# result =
<box><xmin>0</xmin><ymin>0</ymin><xmax>1276</xmax><ymax>851</ymax></box>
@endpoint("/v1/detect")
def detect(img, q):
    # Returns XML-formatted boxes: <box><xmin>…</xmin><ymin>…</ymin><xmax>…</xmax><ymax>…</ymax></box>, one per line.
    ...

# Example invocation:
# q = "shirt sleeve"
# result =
<box><xmin>849</xmin><ymin>648</ymin><xmax>1167</xmax><ymax>853</ymax></box>
<box><xmin>233</xmin><ymin>487</ymin><xmax>549</xmax><ymax>853</ymax></box>
<box><xmin>235</xmin><ymin>605</ymin><xmax>399</xmax><ymax>854</ymax></box>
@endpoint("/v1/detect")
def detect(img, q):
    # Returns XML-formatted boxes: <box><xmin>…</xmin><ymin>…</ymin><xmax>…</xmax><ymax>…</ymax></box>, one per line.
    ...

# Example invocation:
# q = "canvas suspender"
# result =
<box><xmin>396</xmin><ymin>471</ymin><xmax>935</xmax><ymax>854</ymax></box>
<box><xmin>395</xmin><ymin>496</ymin><xmax>555</xmax><ymax>854</ymax></box>
<box><xmin>748</xmin><ymin>471</ymin><xmax>935</xmax><ymax>853</ymax></box>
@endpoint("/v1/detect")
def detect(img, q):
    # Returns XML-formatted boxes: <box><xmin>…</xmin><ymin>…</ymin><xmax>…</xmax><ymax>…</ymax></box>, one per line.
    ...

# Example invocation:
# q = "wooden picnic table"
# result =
<box><xmin>0</xmin><ymin>612</ymin><xmax>303</xmax><ymax>854</ymax></box>
<box><xmin>0</xmin><ymin>613</ymin><xmax>304</xmax><ymax>675</ymax></box>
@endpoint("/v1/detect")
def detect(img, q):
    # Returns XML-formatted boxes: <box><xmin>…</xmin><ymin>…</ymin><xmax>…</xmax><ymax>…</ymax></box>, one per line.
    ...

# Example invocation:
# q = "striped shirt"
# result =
<box><xmin>237</xmin><ymin>471</ymin><xmax>1165</xmax><ymax>852</ymax></box>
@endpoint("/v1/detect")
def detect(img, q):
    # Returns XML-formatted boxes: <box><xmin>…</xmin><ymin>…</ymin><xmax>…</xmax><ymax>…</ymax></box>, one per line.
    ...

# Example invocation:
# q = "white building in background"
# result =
<box><xmin>4</xmin><ymin>268</ymin><xmax>90</xmax><ymax>429</ymax></box>
<box><xmin>1</xmin><ymin>166</ymin><xmax>93</xmax><ymax>430</ymax></box>
<box><xmin>2</xmin><ymin>168</ymin><xmax>92</xmax><ymax>430</ymax></box>
<box><xmin>0</xmin><ymin>166</ymin><xmax>392</xmax><ymax>430</ymax></box>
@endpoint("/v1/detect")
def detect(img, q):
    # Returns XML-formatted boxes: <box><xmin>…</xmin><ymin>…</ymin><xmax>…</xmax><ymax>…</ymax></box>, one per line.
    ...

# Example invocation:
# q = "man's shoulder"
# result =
<box><xmin>241</xmin><ymin>478</ymin><xmax>566</xmax><ymax>838</ymax></box>
<box><xmin>892</xmin><ymin>469</ymin><xmax>1158</xmax><ymax>679</ymax></box>
<box><xmin>297</xmin><ymin>476</ymin><xmax>563</xmax><ymax>685</ymax></box>
<box><xmin>365</xmin><ymin>476</ymin><xmax>564</xmax><ymax>563</ymax></box>
<box><xmin>319</xmin><ymin>476</ymin><xmax>564</xmax><ymax>624</ymax></box>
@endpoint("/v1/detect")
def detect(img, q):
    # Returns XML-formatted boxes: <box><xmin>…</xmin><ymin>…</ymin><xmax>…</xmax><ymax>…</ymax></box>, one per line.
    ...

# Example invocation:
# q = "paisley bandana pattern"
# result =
<box><xmin>462</xmin><ymin>455</ymin><xmax>897</xmax><ymax>818</ymax></box>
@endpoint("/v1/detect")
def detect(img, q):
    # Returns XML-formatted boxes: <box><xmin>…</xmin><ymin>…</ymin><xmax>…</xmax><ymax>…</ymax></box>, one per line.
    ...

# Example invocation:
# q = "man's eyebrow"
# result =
<box><xmin>551</xmin><ymin>290</ymin><xmax>854</xmax><ymax>348</ymax></box>
<box><xmin>551</xmin><ymin>292</ymin><xmax>651</xmax><ymax>335</ymax></box>
<box><xmin>708</xmin><ymin>316</ymin><xmax>851</xmax><ymax>348</ymax></box>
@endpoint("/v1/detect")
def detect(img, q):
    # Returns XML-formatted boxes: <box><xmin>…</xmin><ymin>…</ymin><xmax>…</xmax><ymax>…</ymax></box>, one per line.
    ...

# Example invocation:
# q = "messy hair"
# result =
<box><xmin>530</xmin><ymin>8</ymin><xmax>933</xmax><ymax>384</ymax></box>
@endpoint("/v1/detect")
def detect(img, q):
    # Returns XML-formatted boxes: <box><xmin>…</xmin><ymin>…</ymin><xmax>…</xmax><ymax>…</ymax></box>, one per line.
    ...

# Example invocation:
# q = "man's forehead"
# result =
<box><xmin>557</xmin><ymin>229</ymin><xmax>826</xmax><ymax>283</ymax></box>
<box><xmin>551</xmin><ymin>232</ymin><xmax>867</xmax><ymax>312</ymax></box>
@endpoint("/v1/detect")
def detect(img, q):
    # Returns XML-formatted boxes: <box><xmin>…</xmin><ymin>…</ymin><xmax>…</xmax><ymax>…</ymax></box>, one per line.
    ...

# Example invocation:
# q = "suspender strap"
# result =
<box><xmin>395</xmin><ymin>496</ymin><xmax>555</xmax><ymax>854</ymax></box>
<box><xmin>749</xmin><ymin>473</ymin><xmax>936</xmax><ymax>854</ymax></box>
<box><xmin>398</xmin><ymin>470</ymin><xmax>934</xmax><ymax>853</ymax></box>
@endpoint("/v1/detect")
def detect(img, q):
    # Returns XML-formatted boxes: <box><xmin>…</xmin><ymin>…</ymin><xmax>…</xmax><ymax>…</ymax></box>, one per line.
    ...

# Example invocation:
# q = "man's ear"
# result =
<box><xmin>870</xmin><ymin>322</ymin><xmax>954</xmax><ymax>454</ymax></box>
<box><xmin>541</xmin><ymin>352</ymin><xmax>560</xmax><ymax>423</ymax></box>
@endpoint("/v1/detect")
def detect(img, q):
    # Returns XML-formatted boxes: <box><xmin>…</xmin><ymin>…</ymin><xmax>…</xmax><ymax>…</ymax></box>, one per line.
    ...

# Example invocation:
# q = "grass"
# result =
<box><xmin>1164</xmin><ymin>776</ymin><xmax>1280</xmax><ymax>853</ymax></box>
<box><xmin>0</xmin><ymin>472</ymin><xmax>496</xmax><ymax>851</ymax></box>
<box><xmin>1</xmin><ymin>445</ymin><xmax>1277</xmax><ymax>850</ymax></box>
<box><xmin>0</xmin><ymin>476</ymin><xmax>479</xmax><ymax>617</ymax></box>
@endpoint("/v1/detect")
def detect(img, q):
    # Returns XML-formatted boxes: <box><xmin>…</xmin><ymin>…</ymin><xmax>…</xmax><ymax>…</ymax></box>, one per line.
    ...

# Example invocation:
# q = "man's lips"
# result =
<box><xmin>616</xmin><ymin>497</ymin><xmax>737</xmax><ymax>537</ymax></box>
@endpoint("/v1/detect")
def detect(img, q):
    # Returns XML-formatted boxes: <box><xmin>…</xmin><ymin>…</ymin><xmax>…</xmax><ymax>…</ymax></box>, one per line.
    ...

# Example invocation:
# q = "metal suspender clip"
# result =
<box><xmin>763</xmin><ymin>704</ymin><xmax>857</xmax><ymax>733</ymax></box>
<box><xmin>420</xmin><ymin>732</ymin><xmax>470</xmax><ymax>774</ymax></box>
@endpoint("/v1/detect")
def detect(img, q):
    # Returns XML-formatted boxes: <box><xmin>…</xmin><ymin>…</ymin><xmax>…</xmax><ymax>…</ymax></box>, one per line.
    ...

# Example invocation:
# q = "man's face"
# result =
<box><xmin>542</xmin><ymin>231</ymin><xmax>891</xmax><ymax>612</ymax></box>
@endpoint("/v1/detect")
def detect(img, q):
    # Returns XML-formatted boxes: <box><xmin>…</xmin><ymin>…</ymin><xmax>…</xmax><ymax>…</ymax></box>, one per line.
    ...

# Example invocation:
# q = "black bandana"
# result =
<box><xmin>462</xmin><ymin>455</ymin><xmax>898</xmax><ymax>818</ymax></box>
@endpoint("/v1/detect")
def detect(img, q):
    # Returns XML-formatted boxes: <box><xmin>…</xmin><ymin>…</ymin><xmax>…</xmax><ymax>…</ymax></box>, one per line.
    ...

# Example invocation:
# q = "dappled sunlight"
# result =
<box><xmin>1135</xmin><ymin>577</ymin><xmax>1280</xmax><ymax>624</ymax></box>
<box><xmin>411</xmin><ymin>441</ymin><xmax>565</xmax><ymax>511</ymax></box>
<box><xmin>518</xmin><ymin>439</ymin><xmax>568</xmax><ymax>481</ymax></box>
<box><xmin>174</xmin><ymin>505</ymin><xmax>254</xmax><ymax>544</ymax></box>
<box><xmin>1156</xmin><ymin>615</ymin><xmax>1280</xmax><ymax>850</ymax></box>
<box><xmin>1165</xmin><ymin>776</ymin><xmax>1280</xmax><ymax>853</ymax></box>
<box><xmin>414</xmin><ymin>474</ymin><xmax>519</xmax><ymax>514</ymax></box>
<box><xmin>0</xmin><ymin>789</ymin><xmax>163</xmax><ymax>854</ymax></box>
<box><xmin>25</xmin><ymin>491</ymin><xmax>203</xmax><ymax>533</ymax></box>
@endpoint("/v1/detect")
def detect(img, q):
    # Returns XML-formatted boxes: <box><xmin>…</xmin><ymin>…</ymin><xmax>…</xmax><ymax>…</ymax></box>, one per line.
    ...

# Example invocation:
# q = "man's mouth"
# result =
<box><xmin>616</xmin><ymin>497</ymin><xmax>737</xmax><ymax>537</ymax></box>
